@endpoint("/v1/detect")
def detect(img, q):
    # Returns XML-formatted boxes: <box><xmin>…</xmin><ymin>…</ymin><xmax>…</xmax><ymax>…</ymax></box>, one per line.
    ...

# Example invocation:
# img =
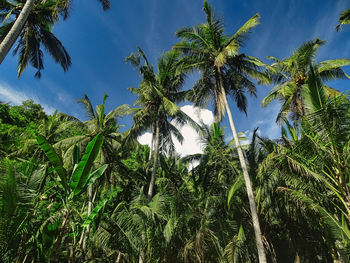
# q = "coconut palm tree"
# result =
<box><xmin>0</xmin><ymin>0</ymin><xmax>110</xmax><ymax>74</ymax></box>
<box><xmin>0</xmin><ymin>158</ymin><xmax>48</xmax><ymax>262</ymax></box>
<box><xmin>0</xmin><ymin>0</ymin><xmax>36</xmax><ymax>64</ymax></box>
<box><xmin>261</xmin><ymin>38</ymin><xmax>350</xmax><ymax>122</ymax></box>
<box><xmin>55</xmin><ymin>94</ymin><xmax>129</xmax><ymax>176</ymax></box>
<box><xmin>182</xmin><ymin>123</ymin><xmax>262</xmax><ymax>262</ymax></box>
<box><xmin>258</xmin><ymin>69</ymin><xmax>350</xmax><ymax>261</ymax></box>
<box><xmin>336</xmin><ymin>8</ymin><xmax>350</xmax><ymax>31</ymax></box>
<box><xmin>174</xmin><ymin>1</ymin><xmax>268</xmax><ymax>261</ymax></box>
<box><xmin>126</xmin><ymin>48</ymin><xmax>200</xmax><ymax>200</ymax></box>
<box><xmin>183</xmin><ymin>123</ymin><xmax>240</xmax><ymax>194</ymax></box>
<box><xmin>0</xmin><ymin>0</ymin><xmax>72</xmax><ymax>77</ymax></box>
<box><xmin>11</xmin><ymin>111</ymin><xmax>84</xmax><ymax>159</ymax></box>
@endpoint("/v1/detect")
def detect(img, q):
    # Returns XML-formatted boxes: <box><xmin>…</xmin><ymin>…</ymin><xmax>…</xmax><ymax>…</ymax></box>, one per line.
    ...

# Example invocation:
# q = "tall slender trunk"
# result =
<box><xmin>138</xmin><ymin>232</ymin><xmax>146</xmax><ymax>263</ymax></box>
<box><xmin>146</xmin><ymin>124</ymin><xmax>154</xmax><ymax>176</ymax></box>
<box><xmin>82</xmin><ymin>185</ymin><xmax>93</xmax><ymax>251</ymax></box>
<box><xmin>294</xmin><ymin>252</ymin><xmax>300</xmax><ymax>263</ymax></box>
<box><xmin>116</xmin><ymin>252</ymin><xmax>122</xmax><ymax>262</ymax></box>
<box><xmin>0</xmin><ymin>0</ymin><xmax>35</xmax><ymax>64</ymax></box>
<box><xmin>147</xmin><ymin>120</ymin><xmax>160</xmax><ymax>200</ymax></box>
<box><xmin>139</xmin><ymin>126</ymin><xmax>159</xmax><ymax>263</ymax></box>
<box><xmin>218</xmin><ymin>70</ymin><xmax>267</xmax><ymax>263</ymax></box>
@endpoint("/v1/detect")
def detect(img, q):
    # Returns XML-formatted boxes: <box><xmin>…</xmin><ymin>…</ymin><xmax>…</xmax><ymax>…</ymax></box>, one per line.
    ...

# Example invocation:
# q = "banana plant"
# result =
<box><xmin>36</xmin><ymin>134</ymin><xmax>109</xmax><ymax>260</ymax></box>
<box><xmin>37</xmin><ymin>133</ymin><xmax>106</xmax><ymax>196</ymax></box>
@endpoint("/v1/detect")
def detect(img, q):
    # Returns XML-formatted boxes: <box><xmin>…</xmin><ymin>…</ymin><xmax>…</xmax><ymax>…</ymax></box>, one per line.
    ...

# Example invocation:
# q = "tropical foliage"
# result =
<box><xmin>1</xmin><ymin>1</ymin><xmax>350</xmax><ymax>263</ymax></box>
<box><xmin>261</xmin><ymin>38</ymin><xmax>350</xmax><ymax>123</ymax></box>
<box><xmin>336</xmin><ymin>8</ymin><xmax>350</xmax><ymax>31</ymax></box>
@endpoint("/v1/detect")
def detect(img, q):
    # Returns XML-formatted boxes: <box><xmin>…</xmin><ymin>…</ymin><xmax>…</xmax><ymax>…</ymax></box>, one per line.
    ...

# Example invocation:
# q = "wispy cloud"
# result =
<box><xmin>0</xmin><ymin>82</ymin><xmax>57</xmax><ymax>115</ymax></box>
<box><xmin>251</xmin><ymin>102</ymin><xmax>280</xmax><ymax>139</ymax></box>
<box><xmin>312</xmin><ymin>0</ymin><xmax>348</xmax><ymax>59</ymax></box>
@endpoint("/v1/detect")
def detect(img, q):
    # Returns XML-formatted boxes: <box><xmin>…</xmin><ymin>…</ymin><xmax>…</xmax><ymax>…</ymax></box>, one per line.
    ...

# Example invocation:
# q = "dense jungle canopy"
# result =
<box><xmin>1</xmin><ymin>0</ymin><xmax>350</xmax><ymax>262</ymax></box>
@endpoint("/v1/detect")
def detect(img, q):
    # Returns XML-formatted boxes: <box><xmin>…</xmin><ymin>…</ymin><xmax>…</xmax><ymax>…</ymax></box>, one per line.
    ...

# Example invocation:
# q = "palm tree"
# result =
<box><xmin>183</xmin><ymin>123</ymin><xmax>240</xmax><ymax>194</ymax></box>
<box><xmin>0</xmin><ymin>158</ymin><xmax>48</xmax><ymax>262</ymax></box>
<box><xmin>0</xmin><ymin>0</ymin><xmax>72</xmax><ymax>77</ymax></box>
<box><xmin>126</xmin><ymin>48</ymin><xmax>200</xmax><ymax>200</ymax></box>
<box><xmin>0</xmin><ymin>0</ymin><xmax>36</xmax><ymax>64</ymax></box>
<box><xmin>182</xmin><ymin>123</ymin><xmax>262</xmax><ymax>262</ymax></box>
<box><xmin>261</xmin><ymin>38</ymin><xmax>350</xmax><ymax>122</ymax></box>
<box><xmin>258</xmin><ymin>102</ymin><xmax>350</xmax><ymax>261</ymax></box>
<box><xmin>336</xmin><ymin>8</ymin><xmax>350</xmax><ymax>31</ymax></box>
<box><xmin>174</xmin><ymin>1</ymin><xmax>268</xmax><ymax>261</ymax></box>
<box><xmin>257</xmin><ymin>69</ymin><xmax>350</xmax><ymax>261</ymax></box>
<box><xmin>55</xmin><ymin>94</ymin><xmax>129</xmax><ymax>174</ymax></box>
<box><xmin>0</xmin><ymin>0</ymin><xmax>110</xmax><ymax>74</ymax></box>
<box><xmin>11</xmin><ymin>110</ymin><xmax>84</xmax><ymax>158</ymax></box>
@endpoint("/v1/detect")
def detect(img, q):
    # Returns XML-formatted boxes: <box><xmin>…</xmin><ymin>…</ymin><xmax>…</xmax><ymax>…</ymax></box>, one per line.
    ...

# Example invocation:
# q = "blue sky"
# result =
<box><xmin>0</xmin><ymin>0</ymin><xmax>349</xmax><ymax>141</ymax></box>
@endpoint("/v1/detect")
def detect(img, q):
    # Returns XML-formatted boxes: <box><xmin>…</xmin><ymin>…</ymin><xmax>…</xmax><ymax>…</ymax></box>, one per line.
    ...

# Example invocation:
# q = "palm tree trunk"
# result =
<box><xmin>294</xmin><ymin>252</ymin><xmax>300</xmax><ymax>263</ymax></box>
<box><xmin>138</xmin><ymin>232</ymin><xmax>146</xmax><ymax>263</ymax></box>
<box><xmin>147</xmin><ymin>120</ymin><xmax>160</xmax><ymax>200</ymax></box>
<box><xmin>220</xmin><ymin>85</ymin><xmax>267</xmax><ymax>263</ymax></box>
<box><xmin>82</xmin><ymin>185</ymin><xmax>93</xmax><ymax>250</ymax></box>
<box><xmin>146</xmin><ymin>124</ymin><xmax>155</xmax><ymax>175</ymax></box>
<box><xmin>0</xmin><ymin>0</ymin><xmax>35</xmax><ymax>64</ymax></box>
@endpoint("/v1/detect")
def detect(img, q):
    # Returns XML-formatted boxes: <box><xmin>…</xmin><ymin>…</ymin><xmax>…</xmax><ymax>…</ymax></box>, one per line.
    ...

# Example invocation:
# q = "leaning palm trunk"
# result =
<box><xmin>147</xmin><ymin>120</ymin><xmax>160</xmax><ymax>200</ymax></box>
<box><xmin>0</xmin><ymin>0</ymin><xmax>35</xmax><ymax>64</ymax></box>
<box><xmin>220</xmin><ymin>85</ymin><xmax>267</xmax><ymax>263</ymax></box>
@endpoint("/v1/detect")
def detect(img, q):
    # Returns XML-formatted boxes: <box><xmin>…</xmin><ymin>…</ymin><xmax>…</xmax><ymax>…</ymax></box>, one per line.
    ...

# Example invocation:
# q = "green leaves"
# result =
<box><xmin>215</xmin><ymin>13</ymin><xmax>260</xmax><ymax>67</ymax></box>
<box><xmin>85</xmin><ymin>164</ymin><xmax>108</xmax><ymax>189</ymax></box>
<box><xmin>37</xmin><ymin>134</ymin><xmax>105</xmax><ymax>196</ymax></box>
<box><xmin>82</xmin><ymin>199</ymin><xmax>108</xmax><ymax>229</ymax></box>
<box><xmin>0</xmin><ymin>159</ymin><xmax>17</xmax><ymax>217</ymax></box>
<box><xmin>72</xmin><ymin>144</ymin><xmax>80</xmax><ymax>165</ymax></box>
<box><xmin>163</xmin><ymin>217</ymin><xmax>177</xmax><ymax>244</ymax></box>
<box><xmin>36</xmin><ymin>134</ymin><xmax>68</xmax><ymax>190</ymax></box>
<box><xmin>336</xmin><ymin>8</ymin><xmax>350</xmax><ymax>31</ymax></box>
<box><xmin>70</xmin><ymin>134</ymin><xmax>104</xmax><ymax>195</ymax></box>
<box><xmin>262</xmin><ymin>38</ymin><xmax>350</xmax><ymax>123</ymax></box>
<box><xmin>285</xmin><ymin>188</ymin><xmax>350</xmax><ymax>242</ymax></box>
<box><xmin>227</xmin><ymin>175</ymin><xmax>243</xmax><ymax>209</ymax></box>
<box><xmin>302</xmin><ymin>66</ymin><xmax>327</xmax><ymax>114</ymax></box>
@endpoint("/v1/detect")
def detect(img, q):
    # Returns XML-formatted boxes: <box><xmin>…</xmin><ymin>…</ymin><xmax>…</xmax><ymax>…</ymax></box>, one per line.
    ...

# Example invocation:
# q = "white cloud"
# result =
<box><xmin>0</xmin><ymin>82</ymin><xmax>56</xmax><ymax>114</ymax></box>
<box><xmin>0</xmin><ymin>83</ymin><xmax>28</xmax><ymax>105</ymax></box>
<box><xmin>137</xmin><ymin>105</ymin><xmax>214</xmax><ymax>157</ymax></box>
<box><xmin>137</xmin><ymin>102</ymin><xmax>282</xmax><ymax>157</ymax></box>
<box><xmin>173</xmin><ymin>105</ymin><xmax>214</xmax><ymax>156</ymax></box>
<box><xmin>138</xmin><ymin>132</ymin><xmax>153</xmax><ymax>146</ymax></box>
<box><xmin>179</xmin><ymin>105</ymin><xmax>214</xmax><ymax>125</ymax></box>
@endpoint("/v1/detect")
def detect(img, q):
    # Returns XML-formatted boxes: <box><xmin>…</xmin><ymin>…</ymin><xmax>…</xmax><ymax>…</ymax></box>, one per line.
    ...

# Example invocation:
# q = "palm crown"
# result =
<box><xmin>174</xmin><ymin>1</ymin><xmax>268</xmax><ymax>119</ymax></box>
<box><xmin>126</xmin><ymin>48</ymin><xmax>198</xmax><ymax>154</ymax></box>
<box><xmin>262</xmin><ymin>38</ymin><xmax>350</xmax><ymax>122</ymax></box>
<box><xmin>55</xmin><ymin>94</ymin><xmax>129</xmax><ymax>171</ymax></box>
<box><xmin>0</xmin><ymin>0</ymin><xmax>71</xmax><ymax>78</ymax></box>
